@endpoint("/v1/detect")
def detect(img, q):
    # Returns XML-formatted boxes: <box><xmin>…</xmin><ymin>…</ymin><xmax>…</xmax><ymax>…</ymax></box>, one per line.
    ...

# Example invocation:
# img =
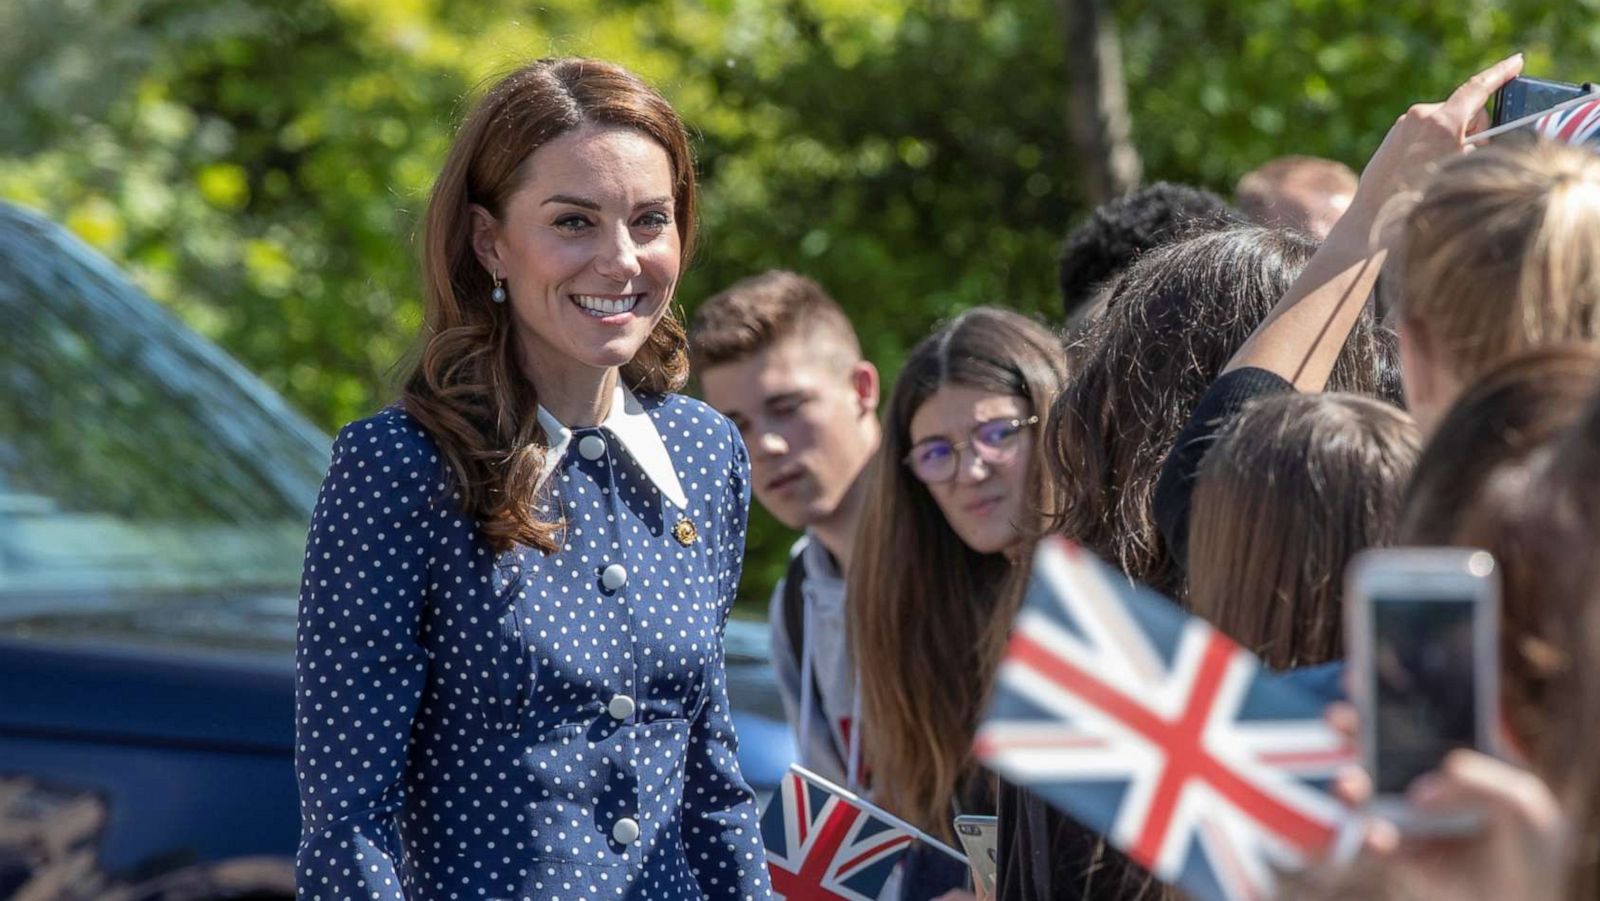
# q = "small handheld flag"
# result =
<box><xmin>974</xmin><ymin>538</ymin><xmax>1353</xmax><ymax>901</ymax></box>
<box><xmin>762</xmin><ymin>764</ymin><xmax>966</xmax><ymax>901</ymax></box>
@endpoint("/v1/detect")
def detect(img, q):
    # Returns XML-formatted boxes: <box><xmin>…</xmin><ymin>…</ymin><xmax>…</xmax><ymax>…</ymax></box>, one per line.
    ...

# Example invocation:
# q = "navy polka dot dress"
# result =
<box><xmin>293</xmin><ymin>387</ymin><xmax>774</xmax><ymax>899</ymax></box>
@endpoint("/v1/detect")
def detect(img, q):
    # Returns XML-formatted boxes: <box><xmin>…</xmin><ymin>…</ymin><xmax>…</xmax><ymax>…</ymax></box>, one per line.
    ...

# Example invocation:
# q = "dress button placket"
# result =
<box><xmin>584</xmin><ymin>428</ymin><xmax>638</xmax><ymax>697</ymax></box>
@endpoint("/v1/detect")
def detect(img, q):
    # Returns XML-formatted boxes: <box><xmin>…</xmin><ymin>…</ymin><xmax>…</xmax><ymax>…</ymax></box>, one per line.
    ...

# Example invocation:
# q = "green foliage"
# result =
<box><xmin>3</xmin><ymin>0</ymin><xmax>1593</xmax><ymax>607</ymax></box>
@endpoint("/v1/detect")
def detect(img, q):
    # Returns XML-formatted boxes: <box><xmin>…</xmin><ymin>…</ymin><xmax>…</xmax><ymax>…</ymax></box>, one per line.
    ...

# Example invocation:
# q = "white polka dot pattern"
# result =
<box><xmin>293</xmin><ymin>393</ymin><xmax>773</xmax><ymax>899</ymax></box>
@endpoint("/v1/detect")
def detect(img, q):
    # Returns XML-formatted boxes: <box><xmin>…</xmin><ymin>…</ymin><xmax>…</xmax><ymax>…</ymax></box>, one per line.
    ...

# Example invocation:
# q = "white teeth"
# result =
<box><xmin>572</xmin><ymin>294</ymin><xmax>641</xmax><ymax>317</ymax></box>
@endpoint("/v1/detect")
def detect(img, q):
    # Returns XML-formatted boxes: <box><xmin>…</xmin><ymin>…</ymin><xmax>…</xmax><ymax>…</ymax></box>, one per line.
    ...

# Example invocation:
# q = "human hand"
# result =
<box><xmin>1319</xmin><ymin>700</ymin><xmax>1569</xmax><ymax>901</ymax></box>
<box><xmin>1356</xmin><ymin>750</ymin><xmax>1567</xmax><ymax>901</ymax></box>
<box><xmin>933</xmin><ymin>891</ymin><xmax>982</xmax><ymax>901</ymax></box>
<box><xmin>1351</xmin><ymin>54</ymin><xmax>1524</xmax><ymax>214</ymax></box>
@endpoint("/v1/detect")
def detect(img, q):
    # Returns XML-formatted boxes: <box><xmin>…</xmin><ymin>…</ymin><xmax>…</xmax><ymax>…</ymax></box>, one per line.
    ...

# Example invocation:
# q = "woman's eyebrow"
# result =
<box><xmin>539</xmin><ymin>195</ymin><xmax>674</xmax><ymax>210</ymax></box>
<box><xmin>542</xmin><ymin>194</ymin><xmax>600</xmax><ymax>209</ymax></box>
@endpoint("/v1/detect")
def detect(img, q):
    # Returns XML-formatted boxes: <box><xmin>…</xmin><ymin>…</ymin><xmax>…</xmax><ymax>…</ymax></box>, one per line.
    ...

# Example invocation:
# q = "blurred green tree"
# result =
<box><xmin>2</xmin><ymin>0</ymin><xmax>1588</xmax><ymax>607</ymax></box>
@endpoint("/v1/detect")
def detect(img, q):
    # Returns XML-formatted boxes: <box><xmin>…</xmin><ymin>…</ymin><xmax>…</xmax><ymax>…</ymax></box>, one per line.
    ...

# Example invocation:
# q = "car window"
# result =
<box><xmin>0</xmin><ymin>203</ymin><xmax>330</xmax><ymax>602</ymax></box>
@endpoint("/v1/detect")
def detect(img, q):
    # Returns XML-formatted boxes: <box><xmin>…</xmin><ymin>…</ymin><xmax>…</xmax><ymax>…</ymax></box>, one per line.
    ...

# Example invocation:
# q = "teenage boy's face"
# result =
<box><xmin>700</xmin><ymin>337</ymin><xmax>879</xmax><ymax>531</ymax></box>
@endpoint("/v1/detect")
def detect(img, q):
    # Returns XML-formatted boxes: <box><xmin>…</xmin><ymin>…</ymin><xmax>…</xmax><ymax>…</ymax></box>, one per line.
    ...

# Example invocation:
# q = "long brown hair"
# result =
<box><xmin>403</xmin><ymin>58</ymin><xmax>695</xmax><ymax>552</ymax></box>
<box><xmin>1291</xmin><ymin>349</ymin><xmax>1600</xmax><ymax>901</ymax></box>
<box><xmin>1400</xmin><ymin>344</ymin><xmax>1600</xmax><ymax>545</ymax></box>
<box><xmin>1189</xmin><ymin>393</ymin><xmax>1418</xmax><ymax>668</ymax></box>
<box><xmin>1399</xmin><ymin>345</ymin><xmax>1600</xmax><ymax>778</ymax></box>
<box><xmin>1444</xmin><ymin>421</ymin><xmax>1600</xmax><ymax>900</ymax></box>
<box><xmin>848</xmin><ymin>307</ymin><xmax>1070</xmax><ymax>838</ymax></box>
<box><xmin>1049</xmin><ymin>225</ymin><xmax>1392</xmax><ymax>599</ymax></box>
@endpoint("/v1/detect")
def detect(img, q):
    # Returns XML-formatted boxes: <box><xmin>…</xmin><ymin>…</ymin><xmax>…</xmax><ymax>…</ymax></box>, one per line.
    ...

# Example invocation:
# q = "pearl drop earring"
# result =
<box><xmin>491</xmin><ymin>274</ymin><xmax>507</xmax><ymax>304</ymax></box>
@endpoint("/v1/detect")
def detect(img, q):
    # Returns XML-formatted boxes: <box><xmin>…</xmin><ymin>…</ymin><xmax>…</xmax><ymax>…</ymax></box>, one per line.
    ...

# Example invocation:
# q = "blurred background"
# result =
<box><xmin>9</xmin><ymin>0</ymin><xmax>1597</xmax><ymax>605</ymax></box>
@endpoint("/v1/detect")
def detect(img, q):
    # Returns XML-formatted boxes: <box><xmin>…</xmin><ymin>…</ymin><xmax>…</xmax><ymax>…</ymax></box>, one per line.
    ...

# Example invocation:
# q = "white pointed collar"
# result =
<box><xmin>535</xmin><ymin>383</ymin><xmax>689</xmax><ymax>510</ymax></box>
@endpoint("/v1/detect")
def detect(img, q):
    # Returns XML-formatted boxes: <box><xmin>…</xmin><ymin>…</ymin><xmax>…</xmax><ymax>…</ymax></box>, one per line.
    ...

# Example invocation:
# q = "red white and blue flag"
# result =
<box><xmin>1534</xmin><ymin>96</ymin><xmax>1600</xmax><ymax>145</ymax></box>
<box><xmin>762</xmin><ymin>765</ymin><xmax>962</xmax><ymax>901</ymax></box>
<box><xmin>974</xmin><ymin>539</ymin><xmax>1353</xmax><ymax>901</ymax></box>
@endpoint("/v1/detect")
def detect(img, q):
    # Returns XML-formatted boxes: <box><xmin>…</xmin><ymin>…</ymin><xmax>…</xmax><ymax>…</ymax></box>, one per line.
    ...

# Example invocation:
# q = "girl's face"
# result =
<box><xmin>907</xmin><ymin>385</ymin><xmax>1035</xmax><ymax>555</ymax></box>
<box><xmin>471</xmin><ymin>124</ymin><xmax>681</xmax><ymax>378</ymax></box>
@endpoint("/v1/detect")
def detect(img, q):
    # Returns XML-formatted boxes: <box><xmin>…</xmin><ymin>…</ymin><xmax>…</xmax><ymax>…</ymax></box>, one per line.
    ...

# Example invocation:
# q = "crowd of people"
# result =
<box><xmin>294</xmin><ymin>50</ymin><xmax>1600</xmax><ymax>901</ymax></box>
<box><xmin>690</xmin><ymin>51</ymin><xmax>1600</xmax><ymax>901</ymax></box>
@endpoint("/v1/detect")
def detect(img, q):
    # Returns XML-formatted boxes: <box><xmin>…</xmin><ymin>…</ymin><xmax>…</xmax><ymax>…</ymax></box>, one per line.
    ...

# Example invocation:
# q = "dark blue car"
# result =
<box><xmin>0</xmin><ymin>203</ymin><xmax>792</xmax><ymax>899</ymax></box>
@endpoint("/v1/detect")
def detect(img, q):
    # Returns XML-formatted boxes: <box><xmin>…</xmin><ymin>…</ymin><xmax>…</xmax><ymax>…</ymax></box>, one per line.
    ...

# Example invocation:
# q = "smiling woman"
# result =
<box><xmin>469</xmin><ymin>125</ymin><xmax>682</xmax><ymax>392</ymax></box>
<box><xmin>292</xmin><ymin>58</ymin><xmax>773</xmax><ymax>901</ymax></box>
<box><xmin>407</xmin><ymin>60</ymin><xmax>699</xmax><ymax>554</ymax></box>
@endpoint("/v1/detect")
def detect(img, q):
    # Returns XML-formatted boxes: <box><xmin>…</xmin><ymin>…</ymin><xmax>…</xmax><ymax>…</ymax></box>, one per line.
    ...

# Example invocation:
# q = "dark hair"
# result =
<box><xmin>1057</xmin><ymin>182</ymin><xmax>1240</xmax><ymax>322</ymax></box>
<box><xmin>1397</xmin><ymin>346</ymin><xmax>1600</xmax><ymax>793</ymax></box>
<box><xmin>687</xmin><ymin>269</ymin><xmax>859</xmax><ymax>371</ymax></box>
<box><xmin>849</xmin><ymin>306</ymin><xmax>1070</xmax><ymax>838</ymax></box>
<box><xmin>1050</xmin><ymin>225</ymin><xmax>1389</xmax><ymax>599</ymax></box>
<box><xmin>1443</xmin><ymin>380</ymin><xmax>1600</xmax><ymax>901</ymax></box>
<box><xmin>1539</xmin><ymin>382</ymin><xmax>1600</xmax><ymax>900</ymax></box>
<box><xmin>402</xmin><ymin>58</ymin><xmax>696</xmax><ymax>553</ymax></box>
<box><xmin>1189</xmin><ymin>393</ymin><xmax>1419</xmax><ymax>668</ymax></box>
<box><xmin>1400</xmin><ymin>344</ymin><xmax>1600</xmax><ymax>545</ymax></box>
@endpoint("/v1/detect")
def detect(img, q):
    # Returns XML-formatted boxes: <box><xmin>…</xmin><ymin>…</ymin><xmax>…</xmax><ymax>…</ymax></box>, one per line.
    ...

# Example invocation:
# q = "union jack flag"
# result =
<box><xmin>974</xmin><ymin>539</ymin><xmax>1353</xmax><ymax>901</ymax></box>
<box><xmin>1535</xmin><ymin>95</ymin><xmax>1600</xmax><ymax>144</ymax></box>
<box><xmin>762</xmin><ymin>766</ymin><xmax>924</xmax><ymax>900</ymax></box>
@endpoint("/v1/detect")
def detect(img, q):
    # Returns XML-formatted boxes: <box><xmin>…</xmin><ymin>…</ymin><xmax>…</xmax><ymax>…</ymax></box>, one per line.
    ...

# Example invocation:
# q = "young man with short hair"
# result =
<box><xmin>689</xmin><ymin>270</ymin><xmax>879</xmax><ymax>788</ymax></box>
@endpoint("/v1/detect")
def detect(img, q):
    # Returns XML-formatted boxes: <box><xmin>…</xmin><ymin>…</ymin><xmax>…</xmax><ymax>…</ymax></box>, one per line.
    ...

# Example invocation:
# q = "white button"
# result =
<box><xmin>608</xmin><ymin>694</ymin><xmax>636</xmax><ymax>719</ymax></box>
<box><xmin>601</xmin><ymin>563</ymin><xmax>628</xmax><ymax>591</ymax></box>
<box><xmin>612</xmin><ymin>817</ymin><xmax>640</xmax><ymax>845</ymax></box>
<box><xmin>579</xmin><ymin>435</ymin><xmax>607</xmax><ymax>460</ymax></box>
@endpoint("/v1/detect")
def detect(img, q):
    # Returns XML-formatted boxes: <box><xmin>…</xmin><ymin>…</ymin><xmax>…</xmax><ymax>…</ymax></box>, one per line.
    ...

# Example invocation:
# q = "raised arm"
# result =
<box><xmin>294</xmin><ymin>416</ymin><xmax>438</xmax><ymax>900</ymax></box>
<box><xmin>1223</xmin><ymin>54</ymin><xmax>1525</xmax><ymax>390</ymax></box>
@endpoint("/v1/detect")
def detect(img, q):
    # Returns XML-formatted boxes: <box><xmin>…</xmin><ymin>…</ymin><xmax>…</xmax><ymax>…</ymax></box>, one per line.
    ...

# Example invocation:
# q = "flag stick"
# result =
<box><xmin>1466</xmin><ymin>90</ymin><xmax>1600</xmax><ymax>145</ymax></box>
<box><xmin>789</xmin><ymin>764</ymin><xmax>971</xmax><ymax>865</ymax></box>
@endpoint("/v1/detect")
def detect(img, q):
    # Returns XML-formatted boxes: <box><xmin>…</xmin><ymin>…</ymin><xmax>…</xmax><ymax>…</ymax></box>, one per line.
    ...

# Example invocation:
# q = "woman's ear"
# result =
<box><xmin>469</xmin><ymin>203</ymin><xmax>503</xmax><ymax>278</ymax></box>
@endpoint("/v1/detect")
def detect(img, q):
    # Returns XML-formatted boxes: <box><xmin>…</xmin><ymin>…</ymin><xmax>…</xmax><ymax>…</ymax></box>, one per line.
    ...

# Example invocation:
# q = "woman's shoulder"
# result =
<box><xmin>331</xmin><ymin>404</ymin><xmax>446</xmax><ymax>484</ymax></box>
<box><xmin>639</xmin><ymin>391</ymin><xmax>742</xmax><ymax>454</ymax></box>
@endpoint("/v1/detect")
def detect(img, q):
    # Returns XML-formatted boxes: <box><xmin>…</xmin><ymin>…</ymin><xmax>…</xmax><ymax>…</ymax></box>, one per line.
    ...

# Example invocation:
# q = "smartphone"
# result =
<box><xmin>953</xmin><ymin>815</ymin><xmax>998</xmax><ymax>898</ymax></box>
<box><xmin>1492</xmin><ymin>75</ymin><xmax>1596</xmax><ymax>127</ymax></box>
<box><xmin>1345</xmin><ymin>548</ymin><xmax>1500</xmax><ymax>831</ymax></box>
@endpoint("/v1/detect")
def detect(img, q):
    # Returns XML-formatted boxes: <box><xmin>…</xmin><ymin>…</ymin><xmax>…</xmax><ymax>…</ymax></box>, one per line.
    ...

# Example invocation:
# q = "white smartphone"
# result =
<box><xmin>953</xmin><ymin>815</ymin><xmax>998</xmax><ymax>898</ymax></box>
<box><xmin>1345</xmin><ymin>548</ymin><xmax>1501</xmax><ymax>832</ymax></box>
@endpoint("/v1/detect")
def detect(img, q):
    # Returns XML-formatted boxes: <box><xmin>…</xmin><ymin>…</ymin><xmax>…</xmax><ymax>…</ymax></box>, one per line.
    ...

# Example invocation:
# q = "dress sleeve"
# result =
<box><xmin>683</xmin><ymin>426</ymin><xmax>774</xmax><ymax>899</ymax></box>
<box><xmin>1152</xmin><ymin>367</ymin><xmax>1294</xmax><ymax>573</ymax></box>
<box><xmin>293</xmin><ymin>417</ymin><xmax>438</xmax><ymax>900</ymax></box>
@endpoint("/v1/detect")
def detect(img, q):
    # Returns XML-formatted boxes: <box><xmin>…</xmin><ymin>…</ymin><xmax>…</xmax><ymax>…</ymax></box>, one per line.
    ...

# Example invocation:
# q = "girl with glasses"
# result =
<box><xmin>847</xmin><ymin>306</ymin><xmax>1070</xmax><ymax>899</ymax></box>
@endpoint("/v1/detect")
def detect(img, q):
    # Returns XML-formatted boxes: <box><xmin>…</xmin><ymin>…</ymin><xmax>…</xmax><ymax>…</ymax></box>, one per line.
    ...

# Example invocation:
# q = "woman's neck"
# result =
<box><xmin>520</xmin><ymin>350</ymin><xmax>619</xmax><ymax>427</ymax></box>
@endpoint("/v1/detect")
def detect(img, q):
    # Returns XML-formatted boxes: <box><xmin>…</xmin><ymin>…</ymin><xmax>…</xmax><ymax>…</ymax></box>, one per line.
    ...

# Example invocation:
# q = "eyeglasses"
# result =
<box><xmin>903</xmin><ymin>415</ymin><xmax>1039</xmax><ymax>484</ymax></box>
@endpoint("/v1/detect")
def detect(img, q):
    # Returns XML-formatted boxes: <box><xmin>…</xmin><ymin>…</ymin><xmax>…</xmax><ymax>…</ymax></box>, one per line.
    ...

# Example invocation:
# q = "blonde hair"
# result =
<box><xmin>1396</xmin><ymin>138</ymin><xmax>1600</xmax><ymax>383</ymax></box>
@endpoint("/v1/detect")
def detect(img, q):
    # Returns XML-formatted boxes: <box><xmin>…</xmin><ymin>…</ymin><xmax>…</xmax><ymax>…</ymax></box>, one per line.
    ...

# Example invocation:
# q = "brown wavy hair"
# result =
<box><xmin>1189</xmin><ymin>393</ymin><xmax>1419</xmax><ymax>669</ymax></box>
<box><xmin>1048</xmin><ymin>225</ymin><xmax>1392</xmax><ymax>600</ymax></box>
<box><xmin>403</xmin><ymin>58</ymin><xmax>695</xmax><ymax>552</ymax></box>
<box><xmin>847</xmin><ymin>307</ymin><xmax>1070</xmax><ymax>838</ymax></box>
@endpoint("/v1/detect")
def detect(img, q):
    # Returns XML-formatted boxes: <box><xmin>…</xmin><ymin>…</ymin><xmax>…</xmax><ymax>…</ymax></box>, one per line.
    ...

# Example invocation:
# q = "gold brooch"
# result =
<box><xmin>672</xmin><ymin>517</ymin><xmax>699</xmax><ymax>546</ymax></box>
